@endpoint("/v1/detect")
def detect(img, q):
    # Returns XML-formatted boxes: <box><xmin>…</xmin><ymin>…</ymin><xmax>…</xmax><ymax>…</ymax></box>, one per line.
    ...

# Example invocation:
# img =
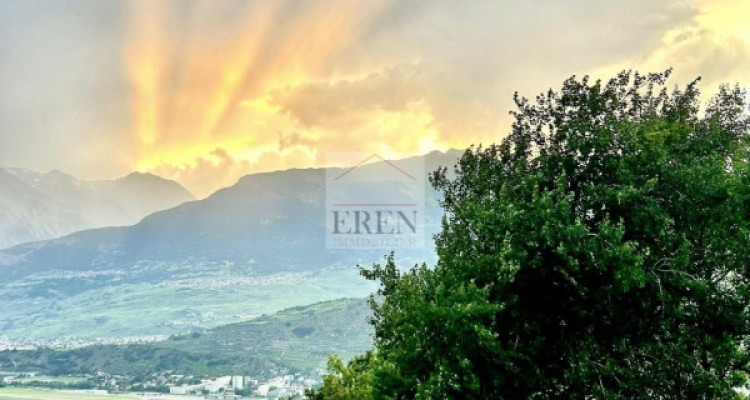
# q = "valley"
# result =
<box><xmin>0</xmin><ymin>298</ymin><xmax>373</xmax><ymax>398</ymax></box>
<box><xmin>0</xmin><ymin>151</ymin><xmax>459</xmax><ymax>398</ymax></box>
<box><xmin>0</xmin><ymin>265</ymin><xmax>378</xmax><ymax>341</ymax></box>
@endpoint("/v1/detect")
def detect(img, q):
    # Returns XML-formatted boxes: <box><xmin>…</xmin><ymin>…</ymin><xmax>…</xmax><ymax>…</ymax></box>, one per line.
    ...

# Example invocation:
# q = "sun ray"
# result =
<box><xmin>126</xmin><ymin>1</ymin><xmax>169</xmax><ymax>148</ymax></box>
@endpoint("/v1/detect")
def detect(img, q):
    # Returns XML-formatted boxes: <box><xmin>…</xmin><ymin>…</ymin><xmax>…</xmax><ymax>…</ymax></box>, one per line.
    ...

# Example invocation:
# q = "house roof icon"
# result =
<box><xmin>333</xmin><ymin>153</ymin><xmax>416</xmax><ymax>181</ymax></box>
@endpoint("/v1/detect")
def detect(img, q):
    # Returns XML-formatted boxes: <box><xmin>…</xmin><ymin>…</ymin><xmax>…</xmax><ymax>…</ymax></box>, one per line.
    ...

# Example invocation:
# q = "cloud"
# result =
<box><xmin>586</xmin><ymin>0</ymin><xmax>750</xmax><ymax>102</ymax></box>
<box><xmin>268</xmin><ymin>0</ymin><xmax>698</xmax><ymax>147</ymax></box>
<box><xmin>4</xmin><ymin>0</ymin><xmax>750</xmax><ymax>198</ymax></box>
<box><xmin>148</xmin><ymin>146</ymin><xmax>320</xmax><ymax>198</ymax></box>
<box><xmin>277</xmin><ymin>131</ymin><xmax>319</xmax><ymax>152</ymax></box>
<box><xmin>640</xmin><ymin>21</ymin><xmax>750</xmax><ymax>91</ymax></box>
<box><xmin>270</xmin><ymin>63</ymin><xmax>428</xmax><ymax>126</ymax></box>
<box><xmin>149</xmin><ymin>148</ymin><xmax>250</xmax><ymax>199</ymax></box>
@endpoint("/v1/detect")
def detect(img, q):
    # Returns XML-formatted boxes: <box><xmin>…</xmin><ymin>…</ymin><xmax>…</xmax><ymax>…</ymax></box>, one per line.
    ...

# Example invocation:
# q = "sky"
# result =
<box><xmin>1</xmin><ymin>0</ymin><xmax>749</xmax><ymax>198</ymax></box>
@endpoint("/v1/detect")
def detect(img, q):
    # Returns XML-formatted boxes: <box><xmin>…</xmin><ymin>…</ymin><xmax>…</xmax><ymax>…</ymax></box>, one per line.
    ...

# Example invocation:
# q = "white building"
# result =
<box><xmin>169</xmin><ymin>386</ymin><xmax>187</xmax><ymax>395</ymax></box>
<box><xmin>231</xmin><ymin>375</ymin><xmax>244</xmax><ymax>390</ymax></box>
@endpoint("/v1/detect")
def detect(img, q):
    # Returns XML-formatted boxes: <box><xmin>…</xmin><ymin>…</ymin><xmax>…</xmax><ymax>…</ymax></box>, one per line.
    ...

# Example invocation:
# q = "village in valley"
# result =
<box><xmin>1</xmin><ymin>371</ymin><xmax>321</xmax><ymax>399</ymax></box>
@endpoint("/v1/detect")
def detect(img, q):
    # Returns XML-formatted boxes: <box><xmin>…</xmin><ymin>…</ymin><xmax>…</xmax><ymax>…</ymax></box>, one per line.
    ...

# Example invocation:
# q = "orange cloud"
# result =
<box><xmin>120</xmin><ymin>0</ymin><xmax>747</xmax><ymax>200</ymax></box>
<box><xmin>126</xmin><ymin>0</ymin><xmax>400</xmax><ymax>197</ymax></box>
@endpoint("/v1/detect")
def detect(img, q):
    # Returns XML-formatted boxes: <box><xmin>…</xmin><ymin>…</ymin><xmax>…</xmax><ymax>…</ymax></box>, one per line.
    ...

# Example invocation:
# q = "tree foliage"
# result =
<box><xmin>305</xmin><ymin>352</ymin><xmax>376</xmax><ymax>400</ymax></box>
<box><xmin>319</xmin><ymin>70</ymin><xmax>750</xmax><ymax>399</ymax></box>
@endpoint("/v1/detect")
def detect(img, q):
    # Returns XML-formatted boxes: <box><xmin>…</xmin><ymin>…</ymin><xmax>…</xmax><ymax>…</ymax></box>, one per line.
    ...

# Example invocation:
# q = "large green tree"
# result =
<box><xmin>314</xmin><ymin>70</ymin><xmax>750</xmax><ymax>399</ymax></box>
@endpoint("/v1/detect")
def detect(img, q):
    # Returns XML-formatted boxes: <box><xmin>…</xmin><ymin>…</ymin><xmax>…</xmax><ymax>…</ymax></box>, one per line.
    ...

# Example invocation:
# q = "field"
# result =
<box><xmin>0</xmin><ymin>388</ymin><xmax>211</xmax><ymax>400</ymax></box>
<box><xmin>0</xmin><ymin>387</ymin><xmax>136</xmax><ymax>400</ymax></box>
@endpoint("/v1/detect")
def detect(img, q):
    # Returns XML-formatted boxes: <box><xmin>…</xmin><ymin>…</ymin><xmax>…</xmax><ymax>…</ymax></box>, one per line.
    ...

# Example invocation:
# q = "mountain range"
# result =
<box><xmin>0</xmin><ymin>168</ymin><xmax>195</xmax><ymax>249</ymax></box>
<box><xmin>0</xmin><ymin>150</ymin><xmax>461</xmax><ymax>340</ymax></box>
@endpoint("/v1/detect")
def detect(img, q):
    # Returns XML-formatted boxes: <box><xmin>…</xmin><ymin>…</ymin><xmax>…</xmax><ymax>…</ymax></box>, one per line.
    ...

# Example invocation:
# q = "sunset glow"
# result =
<box><xmin>2</xmin><ymin>0</ymin><xmax>749</xmax><ymax>198</ymax></box>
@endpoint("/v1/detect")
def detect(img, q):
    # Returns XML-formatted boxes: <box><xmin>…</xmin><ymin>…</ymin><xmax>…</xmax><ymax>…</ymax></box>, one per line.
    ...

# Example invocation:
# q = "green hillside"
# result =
<box><xmin>0</xmin><ymin>266</ymin><xmax>377</xmax><ymax>340</ymax></box>
<box><xmin>165</xmin><ymin>297</ymin><xmax>373</xmax><ymax>370</ymax></box>
<box><xmin>0</xmin><ymin>298</ymin><xmax>373</xmax><ymax>379</ymax></box>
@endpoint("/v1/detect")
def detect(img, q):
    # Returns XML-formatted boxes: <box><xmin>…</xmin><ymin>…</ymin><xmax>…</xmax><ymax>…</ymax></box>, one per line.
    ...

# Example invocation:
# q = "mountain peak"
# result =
<box><xmin>39</xmin><ymin>169</ymin><xmax>78</xmax><ymax>186</ymax></box>
<box><xmin>121</xmin><ymin>171</ymin><xmax>165</xmax><ymax>181</ymax></box>
<box><xmin>0</xmin><ymin>168</ymin><xmax>195</xmax><ymax>249</ymax></box>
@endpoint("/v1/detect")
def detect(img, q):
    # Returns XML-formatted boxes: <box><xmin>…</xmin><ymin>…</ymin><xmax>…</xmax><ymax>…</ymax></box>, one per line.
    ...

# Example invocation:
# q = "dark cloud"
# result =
<box><xmin>277</xmin><ymin>131</ymin><xmax>319</xmax><ymax>152</ymax></box>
